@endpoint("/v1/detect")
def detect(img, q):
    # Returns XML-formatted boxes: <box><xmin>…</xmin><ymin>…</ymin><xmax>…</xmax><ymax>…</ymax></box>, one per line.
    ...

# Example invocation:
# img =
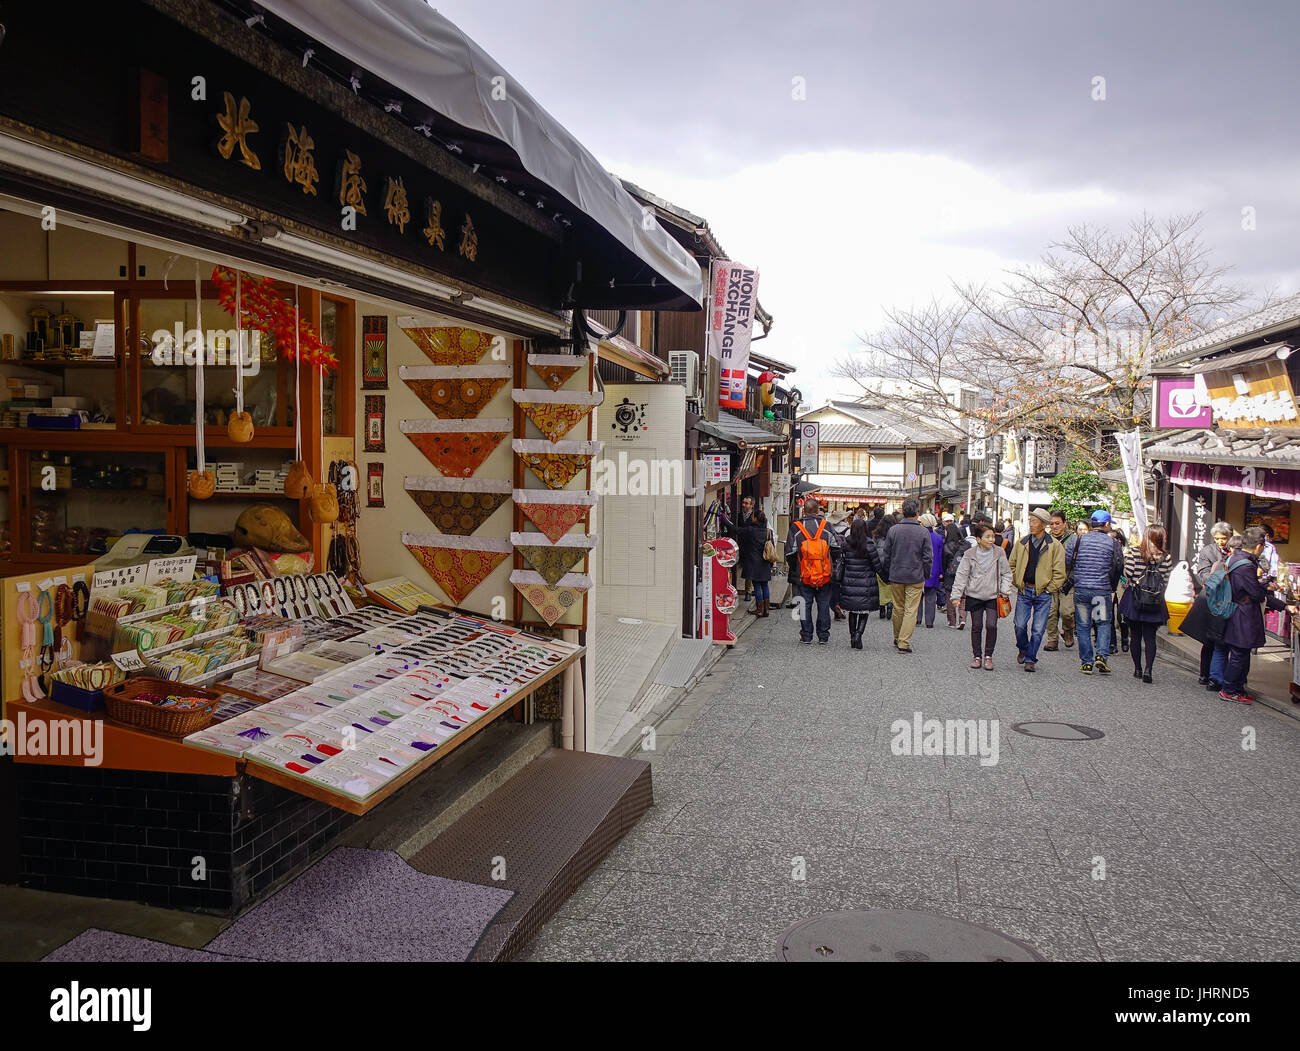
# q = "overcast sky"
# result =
<box><xmin>438</xmin><ymin>0</ymin><xmax>1300</xmax><ymax>405</ymax></box>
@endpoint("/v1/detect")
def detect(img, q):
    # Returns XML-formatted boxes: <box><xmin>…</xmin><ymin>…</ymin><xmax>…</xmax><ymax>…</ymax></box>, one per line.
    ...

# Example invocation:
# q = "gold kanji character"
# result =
<box><xmin>282</xmin><ymin>123</ymin><xmax>319</xmax><ymax>195</ymax></box>
<box><xmin>458</xmin><ymin>212</ymin><xmax>478</xmax><ymax>261</ymax></box>
<box><xmin>422</xmin><ymin>199</ymin><xmax>446</xmax><ymax>250</ymax></box>
<box><xmin>338</xmin><ymin>150</ymin><xmax>367</xmax><ymax>214</ymax></box>
<box><xmin>383</xmin><ymin>177</ymin><xmax>410</xmax><ymax>233</ymax></box>
<box><xmin>216</xmin><ymin>92</ymin><xmax>260</xmax><ymax>170</ymax></box>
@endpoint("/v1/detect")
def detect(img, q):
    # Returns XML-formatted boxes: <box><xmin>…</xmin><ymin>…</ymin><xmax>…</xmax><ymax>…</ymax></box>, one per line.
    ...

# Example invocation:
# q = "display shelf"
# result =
<box><xmin>129</xmin><ymin>622</ymin><xmax>239</xmax><ymax>660</ymax></box>
<box><xmin>2</xmin><ymin>360</ymin><xmax>118</xmax><ymax>372</ymax></box>
<box><xmin>188</xmin><ymin>653</ymin><xmax>261</xmax><ymax>687</ymax></box>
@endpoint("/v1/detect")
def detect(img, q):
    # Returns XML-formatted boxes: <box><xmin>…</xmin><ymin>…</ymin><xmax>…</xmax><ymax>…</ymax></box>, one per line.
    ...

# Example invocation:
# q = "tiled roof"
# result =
<box><xmin>1144</xmin><ymin>427</ymin><xmax>1300</xmax><ymax>467</ymax></box>
<box><xmin>1154</xmin><ymin>292</ymin><xmax>1300</xmax><ymax>367</ymax></box>
<box><xmin>805</xmin><ymin>402</ymin><xmax>956</xmax><ymax>445</ymax></box>
<box><xmin>695</xmin><ymin>410</ymin><xmax>786</xmax><ymax>447</ymax></box>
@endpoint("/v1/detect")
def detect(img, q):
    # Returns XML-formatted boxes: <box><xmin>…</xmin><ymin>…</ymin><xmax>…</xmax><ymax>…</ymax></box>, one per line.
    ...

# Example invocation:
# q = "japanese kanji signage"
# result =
<box><xmin>708</xmin><ymin>261</ymin><xmax>760</xmax><ymax>410</ymax></box>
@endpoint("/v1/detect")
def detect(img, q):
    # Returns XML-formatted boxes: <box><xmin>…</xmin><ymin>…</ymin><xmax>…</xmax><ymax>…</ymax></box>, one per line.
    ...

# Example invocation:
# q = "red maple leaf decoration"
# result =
<box><xmin>212</xmin><ymin>267</ymin><xmax>339</xmax><ymax>371</ymax></box>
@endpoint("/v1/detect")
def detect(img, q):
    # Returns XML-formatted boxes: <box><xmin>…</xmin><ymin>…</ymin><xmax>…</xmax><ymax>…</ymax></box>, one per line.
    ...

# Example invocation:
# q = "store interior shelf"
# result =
<box><xmin>132</xmin><ymin>622</ymin><xmax>239</xmax><ymax>659</ymax></box>
<box><xmin>2</xmin><ymin>359</ymin><xmax>119</xmax><ymax>372</ymax></box>
<box><xmin>187</xmin><ymin>653</ymin><xmax>261</xmax><ymax>687</ymax></box>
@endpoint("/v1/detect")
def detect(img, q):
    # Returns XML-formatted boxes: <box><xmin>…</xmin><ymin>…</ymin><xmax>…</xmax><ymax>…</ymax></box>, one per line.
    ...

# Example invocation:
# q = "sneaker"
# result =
<box><xmin>800</xmin><ymin>638</ymin><xmax>813</xmax><ymax>645</ymax></box>
<box><xmin>1238</xmin><ymin>690</ymin><xmax>1256</xmax><ymax>703</ymax></box>
<box><xmin>1219</xmin><ymin>689</ymin><xmax>1252</xmax><ymax>704</ymax></box>
<box><xmin>817</xmin><ymin>638</ymin><xmax>829</xmax><ymax>645</ymax></box>
<box><xmin>1094</xmin><ymin>658</ymin><xmax>1110</xmax><ymax>675</ymax></box>
<box><xmin>897</xmin><ymin>644</ymin><xmax>913</xmax><ymax>654</ymax></box>
<box><xmin>1024</xmin><ymin>662</ymin><xmax>1036</xmax><ymax>673</ymax></box>
<box><xmin>1080</xmin><ymin>663</ymin><xmax>1094</xmax><ymax>675</ymax></box>
<box><xmin>1204</xmin><ymin>680</ymin><xmax>1220</xmax><ymax>692</ymax></box>
<box><xmin>1197</xmin><ymin>677</ymin><xmax>1211</xmax><ymax>686</ymax></box>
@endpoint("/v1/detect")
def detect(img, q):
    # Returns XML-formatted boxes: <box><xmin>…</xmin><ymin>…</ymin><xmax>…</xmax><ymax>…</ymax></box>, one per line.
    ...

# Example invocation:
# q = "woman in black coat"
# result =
<box><xmin>739</xmin><ymin>509</ymin><xmax>774</xmax><ymax>617</ymax></box>
<box><xmin>840</xmin><ymin>518</ymin><xmax>884</xmax><ymax>650</ymax></box>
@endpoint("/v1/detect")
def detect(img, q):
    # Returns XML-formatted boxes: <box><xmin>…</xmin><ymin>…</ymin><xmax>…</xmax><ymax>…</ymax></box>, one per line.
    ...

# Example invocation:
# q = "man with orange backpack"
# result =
<box><xmin>785</xmin><ymin>498</ymin><xmax>843</xmax><ymax>645</ymax></box>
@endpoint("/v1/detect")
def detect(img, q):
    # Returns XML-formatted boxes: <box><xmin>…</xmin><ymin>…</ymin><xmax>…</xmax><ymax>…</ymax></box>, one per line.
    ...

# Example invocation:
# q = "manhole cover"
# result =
<box><xmin>1011</xmin><ymin>721</ymin><xmax>1105</xmax><ymax>741</ymax></box>
<box><xmin>776</xmin><ymin>909</ymin><xmax>1045</xmax><ymax>962</ymax></box>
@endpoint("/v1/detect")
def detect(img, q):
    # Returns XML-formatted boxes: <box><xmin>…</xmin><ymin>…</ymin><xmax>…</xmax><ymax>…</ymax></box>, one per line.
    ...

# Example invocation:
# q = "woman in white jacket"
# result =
<box><xmin>952</xmin><ymin>524</ymin><xmax>1013</xmax><ymax>670</ymax></box>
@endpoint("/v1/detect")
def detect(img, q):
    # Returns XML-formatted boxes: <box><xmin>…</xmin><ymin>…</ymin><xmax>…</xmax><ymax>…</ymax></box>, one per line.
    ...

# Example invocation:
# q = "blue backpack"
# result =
<box><xmin>1203</xmin><ymin>565</ymin><xmax>1237</xmax><ymax>619</ymax></box>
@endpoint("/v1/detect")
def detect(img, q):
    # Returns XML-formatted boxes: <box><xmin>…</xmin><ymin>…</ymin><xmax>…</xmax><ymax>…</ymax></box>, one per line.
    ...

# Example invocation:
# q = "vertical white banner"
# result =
<box><xmin>1116</xmin><ymin>428</ymin><xmax>1149</xmax><ymax>538</ymax></box>
<box><xmin>708</xmin><ymin>261</ymin><xmax>760</xmax><ymax>410</ymax></box>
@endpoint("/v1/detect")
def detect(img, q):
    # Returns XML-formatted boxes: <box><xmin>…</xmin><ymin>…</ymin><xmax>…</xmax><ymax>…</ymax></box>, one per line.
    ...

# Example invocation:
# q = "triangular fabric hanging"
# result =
<box><xmin>404</xmin><ymin>430</ymin><xmax>509</xmax><ymax>477</ymax></box>
<box><xmin>517</xmin><ymin>401</ymin><xmax>589</xmax><ymax>442</ymax></box>
<box><xmin>528</xmin><ymin>353</ymin><xmax>584</xmax><ymax>392</ymax></box>
<box><xmin>399</xmin><ymin>323</ymin><xmax>497</xmax><ymax>366</ymax></box>
<box><xmin>406</xmin><ymin>478</ymin><xmax>511</xmax><ymax>536</ymax></box>
<box><xmin>510</xmin><ymin>569</ymin><xmax>591</xmax><ymax>626</ymax></box>
<box><xmin>510</xmin><ymin>531</ymin><xmax>596</xmax><ymax>587</ymax></box>
<box><xmin>518</xmin><ymin>452</ymin><xmax>593</xmax><ymax>489</ymax></box>
<box><xmin>404</xmin><ymin>376</ymin><xmax>509</xmax><ymax>419</ymax></box>
<box><xmin>402</xmin><ymin>533</ymin><xmax>512</xmax><ymax>605</ymax></box>
<box><xmin>514</xmin><ymin>489</ymin><xmax>596</xmax><ymax>543</ymax></box>
<box><xmin>513</xmin><ymin>440</ymin><xmax>602</xmax><ymax>490</ymax></box>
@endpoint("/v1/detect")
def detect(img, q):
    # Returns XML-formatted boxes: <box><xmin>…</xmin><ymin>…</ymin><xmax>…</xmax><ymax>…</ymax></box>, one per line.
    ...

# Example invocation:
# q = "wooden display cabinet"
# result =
<box><xmin>0</xmin><ymin>275</ymin><xmax>354</xmax><ymax>575</ymax></box>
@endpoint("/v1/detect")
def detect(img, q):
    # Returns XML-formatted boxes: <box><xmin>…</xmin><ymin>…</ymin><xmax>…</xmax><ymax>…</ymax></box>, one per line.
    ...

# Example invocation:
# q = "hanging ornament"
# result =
<box><xmin>227</xmin><ymin>270</ymin><xmax>255</xmax><ymax>443</ymax></box>
<box><xmin>190</xmin><ymin>261</ymin><xmax>214</xmax><ymax>500</ymax></box>
<box><xmin>309</xmin><ymin>482</ymin><xmax>339</xmax><ymax>523</ymax></box>
<box><xmin>211</xmin><ymin>266</ymin><xmax>339</xmax><ymax>371</ymax></box>
<box><xmin>284</xmin><ymin>285</ymin><xmax>313</xmax><ymax>499</ymax></box>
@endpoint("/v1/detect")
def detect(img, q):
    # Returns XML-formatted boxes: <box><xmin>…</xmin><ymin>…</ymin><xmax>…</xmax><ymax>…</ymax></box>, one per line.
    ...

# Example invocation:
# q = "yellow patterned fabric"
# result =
<box><xmin>518</xmin><ymin>451</ymin><xmax>593</xmax><ymax>489</ymax></box>
<box><xmin>408</xmin><ymin>489</ymin><xmax>510</xmax><ymax>535</ymax></box>
<box><xmin>405</xmin><ymin>376</ymin><xmax>508</xmax><ymax>418</ymax></box>
<box><xmin>516</xmin><ymin>500</ymin><xmax>591</xmax><ymax>542</ymax></box>
<box><xmin>513</xmin><ymin>580</ymin><xmax>584</xmax><ymax>626</ymax></box>
<box><xmin>518</xmin><ymin>400</ymin><xmax>590</xmax><ymax>442</ymax></box>
<box><xmin>401</xmin><ymin>326</ymin><xmax>495</xmax><ymax>365</ymax></box>
<box><xmin>516</xmin><ymin>545</ymin><xmax>588</xmax><ymax>586</ymax></box>
<box><xmin>405</xmin><ymin>544</ymin><xmax>508</xmax><ymax>604</ymax></box>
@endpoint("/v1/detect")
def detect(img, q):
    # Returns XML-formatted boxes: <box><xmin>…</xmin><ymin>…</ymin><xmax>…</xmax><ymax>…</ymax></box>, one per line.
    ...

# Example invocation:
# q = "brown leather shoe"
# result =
<box><xmin>1063</xmin><ymin>637</ymin><xmax>1074</xmax><ymax>648</ymax></box>
<box><xmin>1043</xmin><ymin>643</ymin><xmax>1058</xmax><ymax>651</ymax></box>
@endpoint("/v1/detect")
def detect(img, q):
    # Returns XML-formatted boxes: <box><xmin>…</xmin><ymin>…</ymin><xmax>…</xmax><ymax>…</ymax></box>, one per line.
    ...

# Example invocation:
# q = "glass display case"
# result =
<box><xmin>20</xmin><ymin>449</ymin><xmax>172</xmax><ymax>559</ymax></box>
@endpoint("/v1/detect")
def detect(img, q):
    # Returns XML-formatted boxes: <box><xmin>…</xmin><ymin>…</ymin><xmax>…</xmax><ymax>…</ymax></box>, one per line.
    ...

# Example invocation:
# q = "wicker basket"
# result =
<box><xmin>102</xmin><ymin>676</ymin><xmax>222</xmax><ymax>737</ymax></box>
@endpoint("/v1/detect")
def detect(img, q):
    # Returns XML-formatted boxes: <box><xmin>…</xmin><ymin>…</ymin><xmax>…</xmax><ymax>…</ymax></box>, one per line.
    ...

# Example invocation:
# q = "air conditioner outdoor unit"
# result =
<box><xmin>669</xmin><ymin>350</ymin><xmax>701</xmax><ymax>396</ymax></box>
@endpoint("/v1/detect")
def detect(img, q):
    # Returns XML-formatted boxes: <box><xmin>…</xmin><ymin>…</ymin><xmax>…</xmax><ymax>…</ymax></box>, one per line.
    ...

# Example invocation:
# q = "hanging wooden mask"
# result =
<box><xmin>235</xmin><ymin>504</ymin><xmax>311</xmax><ymax>553</ymax></box>
<box><xmin>227</xmin><ymin>410</ymin><xmax>255</xmax><ymax>443</ymax></box>
<box><xmin>188</xmin><ymin>470</ymin><xmax>215</xmax><ymax>500</ymax></box>
<box><xmin>285</xmin><ymin>460</ymin><xmax>313</xmax><ymax>498</ymax></box>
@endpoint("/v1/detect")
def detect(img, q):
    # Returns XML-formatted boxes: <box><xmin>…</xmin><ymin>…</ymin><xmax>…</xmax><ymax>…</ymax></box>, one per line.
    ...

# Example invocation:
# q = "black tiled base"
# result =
<box><xmin>14</xmin><ymin>764</ymin><xmax>355</xmax><ymax>915</ymax></box>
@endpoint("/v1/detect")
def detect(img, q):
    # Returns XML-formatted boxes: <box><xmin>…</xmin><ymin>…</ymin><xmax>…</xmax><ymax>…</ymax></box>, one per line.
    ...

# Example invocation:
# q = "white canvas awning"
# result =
<box><xmin>255</xmin><ymin>0</ymin><xmax>703</xmax><ymax>310</ymax></box>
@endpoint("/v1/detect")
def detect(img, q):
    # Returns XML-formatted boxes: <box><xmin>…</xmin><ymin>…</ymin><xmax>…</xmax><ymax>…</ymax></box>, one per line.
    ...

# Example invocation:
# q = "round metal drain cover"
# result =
<box><xmin>1011</xmin><ymin>721</ymin><xmax>1105</xmax><ymax>741</ymax></box>
<box><xmin>776</xmin><ymin>909</ymin><xmax>1045</xmax><ymax>962</ymax></box>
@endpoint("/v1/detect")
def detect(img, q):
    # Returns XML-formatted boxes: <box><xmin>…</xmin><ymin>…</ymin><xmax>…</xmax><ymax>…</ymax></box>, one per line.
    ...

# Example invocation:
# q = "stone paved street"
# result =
<box><xmin>526</xmin><ymin>603</ymin><xmax>1300</xmax><ymax>962</ymax></box>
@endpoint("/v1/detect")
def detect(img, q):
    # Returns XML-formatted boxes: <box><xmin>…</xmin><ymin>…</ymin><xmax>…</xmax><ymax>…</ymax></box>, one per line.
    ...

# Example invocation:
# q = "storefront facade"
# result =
<box><xmin>0</xmin><ymin>0</ymin><xmax>700</xmax><ymax>907</ymax></box>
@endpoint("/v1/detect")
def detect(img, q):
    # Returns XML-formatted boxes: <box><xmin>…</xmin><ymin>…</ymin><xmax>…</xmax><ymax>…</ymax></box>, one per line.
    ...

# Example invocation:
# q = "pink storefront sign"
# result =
<box><xmin>1171</xmin><ymin>460</ymin><xmax>1300</xmax><ymax>500</ymax></box>
<box><xmin>1155</xmin><ymin>378</ymin><xmax>1213</xmax><ymax>428</ymax></box>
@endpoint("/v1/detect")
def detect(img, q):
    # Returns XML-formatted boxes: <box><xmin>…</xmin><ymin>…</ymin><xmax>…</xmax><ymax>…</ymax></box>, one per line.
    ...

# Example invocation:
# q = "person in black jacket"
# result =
<box><xmin>942</xmin><ymin>519</ymin><xmax>966</xmax><ymax>627</ymax></box>
<box><xmin>739</xmin><ymin>508</ymin><xmax>775</xmax><ymax>617</ymax></box>
<box><xmin>839</xmin><ymin>518</ymin><xmax>884</xmax><ymax>649</ymax></box>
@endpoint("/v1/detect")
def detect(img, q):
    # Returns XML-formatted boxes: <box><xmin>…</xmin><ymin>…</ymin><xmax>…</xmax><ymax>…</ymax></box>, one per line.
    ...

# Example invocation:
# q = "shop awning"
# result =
<box><xmin>587</xmin><ymin>318</ymin><xmax>670</xmax><ymax>380</ymax></box>
<box><xmin>695</xmin><ymin>411</ymin><xmax>786</xmax><ymax>448</ymax></box>
<box><xmin>1169</xmin><ymin>460</ymin><xmax>1300</xmax><ymax>501</ymax></box>
<box><xmin>253</xmin><ymin>0</ymin><xmax>703</xmax><ymax>311</ymax></box>
<box><xmin>1151</xmin><ymin>342</ymin><xmax>1291</xmax><ymax>376</ymax></box>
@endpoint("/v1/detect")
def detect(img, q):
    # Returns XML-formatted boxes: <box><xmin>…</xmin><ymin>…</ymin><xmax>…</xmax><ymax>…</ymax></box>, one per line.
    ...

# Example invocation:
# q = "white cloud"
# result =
<box><xmin>610</xmin><ymin>150</ymin><xmax>1118</xmax><ymax>405</ymax></box>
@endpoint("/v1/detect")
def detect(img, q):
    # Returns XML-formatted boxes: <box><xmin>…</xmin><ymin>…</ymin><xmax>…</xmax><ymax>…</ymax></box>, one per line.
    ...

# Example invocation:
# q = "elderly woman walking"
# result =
<box><xmin>1191</xmin><ymin>521</ymin><xmax>1234</xmax><ymax>688</ymax></box>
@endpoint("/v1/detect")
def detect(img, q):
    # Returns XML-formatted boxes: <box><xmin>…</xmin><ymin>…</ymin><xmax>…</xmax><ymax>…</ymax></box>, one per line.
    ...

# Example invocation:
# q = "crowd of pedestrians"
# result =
<box><xmin>730</xmin><ymin>493</ymin><xmax>1296</xmax><ymax>705</ymax></box>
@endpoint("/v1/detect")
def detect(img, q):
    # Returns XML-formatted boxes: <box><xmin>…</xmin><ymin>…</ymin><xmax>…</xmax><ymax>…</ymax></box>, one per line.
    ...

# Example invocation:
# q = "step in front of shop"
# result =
<box><xmin>407</xmin><ymin>748</ymin><xmax>653</xmax><ymax>961</ymax></box>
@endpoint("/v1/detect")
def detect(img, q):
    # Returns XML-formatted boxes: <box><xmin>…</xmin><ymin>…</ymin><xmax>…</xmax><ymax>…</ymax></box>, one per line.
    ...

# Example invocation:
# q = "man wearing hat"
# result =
<box><xmin>1064</xmin><ymin>508</ymin><xmax>1125</xmax><ymax>674</ymax></box>
<box><xmin>1008</xmin><ymin>507</ymin><xmax>1067</xmax><ymax>672</ymax></box>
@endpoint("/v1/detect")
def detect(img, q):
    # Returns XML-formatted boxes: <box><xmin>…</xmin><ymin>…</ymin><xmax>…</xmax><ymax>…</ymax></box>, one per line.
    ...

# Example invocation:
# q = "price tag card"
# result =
<box><xmin>145</xmin><ymin>555</ymin><xmax>198</xmax><ymax>585</ymax></box>
<box><xmin>111</xmin><ymin>650</ymin><xmax>151</xmax><ymax>672</ymax></box>
<box><xmin>92</xmin><ymin>564</ymin><xmax>147</xmax><ymax>593</ymax></box>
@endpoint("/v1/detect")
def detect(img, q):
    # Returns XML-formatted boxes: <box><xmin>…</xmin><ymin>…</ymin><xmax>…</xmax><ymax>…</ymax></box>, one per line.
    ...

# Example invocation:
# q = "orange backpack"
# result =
<box><xmin>795</xmin><ymin>521</ymin><xmax>832</xmax><ymax>588</ymax></box>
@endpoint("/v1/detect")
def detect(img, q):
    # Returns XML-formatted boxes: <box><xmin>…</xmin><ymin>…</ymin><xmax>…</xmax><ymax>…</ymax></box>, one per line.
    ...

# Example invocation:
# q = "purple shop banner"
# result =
<box><xmin>1171</xmin><ymin>460</ymin><xmax>1300</xmax><ymax>501</ymax></box>
<box><xmin>1155</xmin><ymin>377</ymin><xmax>1213</xmax><ymax>428</ymax></box>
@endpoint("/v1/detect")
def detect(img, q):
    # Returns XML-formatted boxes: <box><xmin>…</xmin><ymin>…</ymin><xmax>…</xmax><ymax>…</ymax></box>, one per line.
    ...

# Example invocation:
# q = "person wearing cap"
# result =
<box><xmin>879</xmin><ymin>497</ymin><xmax>933</xmax><ymax>653</ymax></box>
<box><xmin>1065</xmin><ymin>509</ymin><xmax>1125</xmax><ymax>675</ymax></box>
<box><xmin>1008</xmin><ymin>507</ymin><xmax>1066</xmax><ymax>672</ymax></box>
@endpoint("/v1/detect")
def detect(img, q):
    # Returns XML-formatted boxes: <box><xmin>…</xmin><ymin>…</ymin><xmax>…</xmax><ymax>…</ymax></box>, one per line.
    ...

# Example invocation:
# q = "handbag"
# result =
<box><xmin>996</xmin><ymin>593</ymin><xmax>1011</xmax><ymax>619</ymax></box>
<box><xmin>762</xmin><ymin>530</ymin><xmax>779</xmax><ymax>563</ymax></box>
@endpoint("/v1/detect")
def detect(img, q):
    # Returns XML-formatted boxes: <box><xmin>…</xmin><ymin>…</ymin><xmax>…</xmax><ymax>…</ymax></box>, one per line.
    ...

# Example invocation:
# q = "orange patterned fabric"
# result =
<box><xmin>406</xmin><ymin>544</ymin><xmax>509</xmax><ymax>604</ymax></box>
<box><xmin>405</xmin><ymin>376</ymin><xmax>508</xmax><ymax>418</ymax></box>
<box><xmin>405</xmin><ymin>430</ymin><xmax>507</xmax><ymax>477</ymax></box>
<box><xmin>401</xmin><ymin>326</ymin><xmax>495</xmax><ymax>365</ymax></box>
<box><xmin>518</xmin><ymin>400</ymin><xmax>590</xmax><ymax>442</ymax></box>
<box><xmin>408</xmin><ymin>489</ymin><xmax>510</xmax><ymax>535</ymax></box>
<box><xmin>529</xmin><ymin>361</ymin><xmax>582</xmax><ymax>391</ymax></box>
<box><xmin>518</xmin><ymin>451</ymin><xmax>593</xmax><ymax>489</ymax></box>
<box><xmin>516</xmin><ymin>501</ymin><xmax>590</xmax><ymax>543</ymax></box>
<box><xmin>513</xmin><ymin>581</ymin><xmax>584</xmax><ymax>626</ymax></box>
<box><xmin>516</xmin><ymin>545</ymin><xmax>589</xmax><ymax>586</ymax></box>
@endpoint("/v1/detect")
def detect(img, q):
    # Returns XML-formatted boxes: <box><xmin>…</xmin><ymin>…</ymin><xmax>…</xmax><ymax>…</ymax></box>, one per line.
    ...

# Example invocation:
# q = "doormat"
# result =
<box><xmin>204</xmin><ymin>847</ymin><xmax>512</xmax><ymax>962</ymax></box>
<box><xmin>41</xmin><ymin>930</ymin><xmax>251</xmax><ymax>963</ymax></box>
